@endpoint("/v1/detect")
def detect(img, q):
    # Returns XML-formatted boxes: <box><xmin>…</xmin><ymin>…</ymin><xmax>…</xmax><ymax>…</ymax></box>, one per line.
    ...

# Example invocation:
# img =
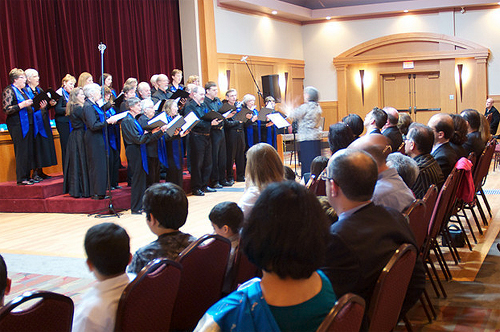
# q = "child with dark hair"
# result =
<box><xmin>283</xmin><ymin>166</ymin><xmax>296</xmax><ymax>181</ymax></box>
<box><xmin>128</xmin><ymin>183</ymin><xmax>196</xmax><ymax>275</ymax></box>
<box><xmin>0</xmin><ymin>254</ymin><xmax>11</xmax><ymax>307</ymax></box>
<box><xmin>73</xmin><ymin>223</ymin><xmax>131</xmax><ymax>332</ymax></box>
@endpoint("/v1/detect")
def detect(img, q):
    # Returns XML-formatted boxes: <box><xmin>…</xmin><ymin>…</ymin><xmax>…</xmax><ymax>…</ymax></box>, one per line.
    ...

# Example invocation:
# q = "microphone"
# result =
<box><xmin>98</xmin><ymin>42</ymin><xmax>107</xmax><ymax>54</ymax></box>
<box><xmin>240</xmin><ymin>55</ymin><xmax>248</xmax><ymax>63</ymax></box>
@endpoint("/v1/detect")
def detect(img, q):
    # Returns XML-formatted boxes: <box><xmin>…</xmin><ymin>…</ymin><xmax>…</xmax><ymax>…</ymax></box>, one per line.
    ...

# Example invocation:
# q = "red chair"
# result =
<box><xmin>367</xmin><ymin>244</ymin><xmax>417</xmax><ymax>332</ymax></box>
<box><xmin>316</xmin><ymin>293</ymin><xmax>365</xmax><ymax>332</ymax></box>
<box><xmin>170</xmin><ymin>234</ymin><xmax>231</xmax><ymax>331</ymax></box>
<box><xmin>0</xmin><ymin>291</ymin><xmax>74</xmax><ymax>332</ymax></box>
<box><xmin>114</xmin><ymin>259</ymin><xmax>182</xmax><ymax>332</ymax></box>
<box><xmin>229</xmin><ymin>246</ymin><xmax>261</xmax><ymax>293</ymax></box>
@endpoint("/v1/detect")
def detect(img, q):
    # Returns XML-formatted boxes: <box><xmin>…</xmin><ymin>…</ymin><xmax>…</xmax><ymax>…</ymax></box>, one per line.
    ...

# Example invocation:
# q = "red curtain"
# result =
<box><xmin>0</xmin><ymin>0</ymin><xmax>182</xmax><ymax>123</ymax></box>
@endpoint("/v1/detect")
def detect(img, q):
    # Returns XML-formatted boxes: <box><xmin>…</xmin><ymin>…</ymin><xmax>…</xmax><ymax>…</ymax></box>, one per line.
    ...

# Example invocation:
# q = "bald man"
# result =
<box><xmin>428</xmin><ymin>113</ymin><xmax>458</xmax><ymax>179</ymax></box>
<box><xmin>382</xmin><ymin>106</ymin><xmax>403</xmax><ymax>153</ymax></box>
<box><xmin>349</xmin><ymin>134</ymin><xmax>414</xmax><ymax>212</ymax></box>
<box><xmin>485</xmin><ymin>98</ymin><xmax>499</xmax><ymax>135</ymax></box>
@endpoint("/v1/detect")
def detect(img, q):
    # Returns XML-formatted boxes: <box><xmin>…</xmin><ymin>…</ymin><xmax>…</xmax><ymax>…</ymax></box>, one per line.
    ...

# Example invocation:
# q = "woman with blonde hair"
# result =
<box><xmin>77</xmin><ymin>72</ymin><xmax>93</xmax><ymax>88</ymax></box>
<box><xmin>238</xmin><ymin>143</ymin><xmax>284</xmax><ymax>218</ymax></box>
<box><xmin>55</xmin><ymin>74</ymin><xmax>76</xmax><ymax>164</ymax></box>
<box><xmin>63</xmin><ymin>88</ymin><xmax>90</xmax><ymax>198</ymax></box>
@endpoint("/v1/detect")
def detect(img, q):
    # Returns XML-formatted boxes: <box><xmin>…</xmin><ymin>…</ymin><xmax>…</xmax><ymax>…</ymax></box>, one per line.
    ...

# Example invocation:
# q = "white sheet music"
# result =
<box><xmin>267</xmin><ymin>113</ymin><xmax>291</xmax><ymax>129</ymax></box>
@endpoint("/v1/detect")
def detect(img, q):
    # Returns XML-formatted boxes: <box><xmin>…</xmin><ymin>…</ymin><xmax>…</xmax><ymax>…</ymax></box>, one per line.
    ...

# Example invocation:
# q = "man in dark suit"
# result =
<box><xmin>428</xmin><ymin>113</ymin><xmax>458</xmax><ymax>180</ymax></box>
<box><xmin>485</xmin><ymin>98</ymin><xmax>499</xmax><ymax>136</ymax></box>
<box><xmin>461</xmin><ymin>109</ymin><xmax>486</xmax><ymax>158</ymax></box>
<box><xmin>322</xmin><ymin>149</ymin><xmax>425</xmax><ymax>327</ymax></box>
<box><xmin>382</xmin><ymin>106</ymin><xmax>403</xmax><ymax>153</ymax></box>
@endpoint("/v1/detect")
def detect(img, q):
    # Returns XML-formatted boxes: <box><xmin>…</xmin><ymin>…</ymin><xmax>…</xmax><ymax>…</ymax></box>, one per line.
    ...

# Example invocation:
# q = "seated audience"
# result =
<box><xmin>196</xmin><ymin>181</ymin><xmax>336</xmax><ymax>332</ymax></box>
<box><xmin>405</xmin><ymin>123</ymin><xmax>445</xmax><ymax>199</ymax></box>
<box><xmin>398</xmin><ymin>113</ymin><xmax>413</xmax><ymax>140</ymax></box>
<box><xmin>363</xmin><ymin>107</ymin><xmax>387</xmax><ymax>135</ymax></box>
<box><xmin>238</xmin><ymin>143</ymin><xmax>284</xmax><ymax>219</ymax></box>
<box><xmin>128</xmin><ymin>183</ymin><xmax>196</xmax><ymax>274</ymax></box>
<box><xmin>322</xmin><ymin>149</ymin><xmax>425</xmax><ymax>329</ymax></box>
<box><xmin>349</xmin><ymin>134</ymin><xmax>415</xmax><ymax>212</ymax></box>
<box><xmin>386</xmin><ymin>152</ymin><xmax>420</xmax><ymax>188</ymax></box>
<box><xmin>0</xmin><ymin>254</ymin><xmax>11</xmax><ymax>307</ymax></box>
<box><xmin>73</xmin><ymin>223</ymin><xmax>131</xmax><ymax>332</ymax></box>
<box><xmin>461</xmin><ymin>109</ymin><xmax>486</xmax><ymax>158</ymax></box>
<box><xmin>283</xmin><ymin>166</ymin><xmax>296</xmax><ymax>181</ymax></box>
<box><xmin>382</xmin><ymin>106</ymin><xmax>403</xmax><ymax>153</ymax></box>
<box><xmin>428</xmin><ymin>113</ymin><xmax>458</xmax><ymax>179</ymax></box>
<box><xmin>328</xmin><ymin>122</ymin><xmax>354</xmax><ymax>154</ymax></box>
<box><xmin>450</xmin><ymin>114</ymin><xmax>468</xmax><ymax>158</ymax></box>
<box><xmin>304</xmin><ymin>155</ymin><xmax>328</xmax><ymax>196</ymax></box>
<box><xmin>342</xmin><ymin>113</ymin><xmax>364</xmax><ymax>140</ymax></box>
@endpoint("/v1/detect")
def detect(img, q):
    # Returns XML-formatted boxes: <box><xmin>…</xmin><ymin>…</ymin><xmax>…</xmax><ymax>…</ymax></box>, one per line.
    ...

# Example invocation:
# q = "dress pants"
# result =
<box><xmin>126</xmin><ymin>144</ymin><xmax>146</xmax><ymax>212</ymax></box>
<box><xmin>226</xmin><ymin>128</ymin><xmax>245</xmax><ymax>181</ymax></box>
<box><xmin>211</xmin><ymin>128</ymin><xmax>226</xmax><ymax>184</ymax></box>
<box><xmin>189</xmin><ymin>132</ymin><xmax>212</xmax><ymax>192</ymax></box>
<box><xmin>7</xmin><ymin>121</ymin><xmax>34</xmax><ymax>183</ymax></box>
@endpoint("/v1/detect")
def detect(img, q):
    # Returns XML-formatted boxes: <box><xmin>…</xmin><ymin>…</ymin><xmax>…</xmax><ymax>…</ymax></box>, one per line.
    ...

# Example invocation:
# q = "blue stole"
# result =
<box><xmin>61</xmin><ymin>89</ymin><xmax>73</xmax><ymax>132</ymax></box>
<box><xmin>158</xmin><ymin>136</ymin><xmax>168</xmax><ymax>167</ymax></box>
<box><xmin>111</xmin><ymin>89</ymin><xmax>117</xmax><ymax>98</ymax></box>
<box><xmin>127</xmin><ymin>113</ymin><xmax>149</xmax><ymax>174</ymax></box>
<box><xmin>105</xmin><ymin>107</ymin><xmax>118</xmax><ymax>150</ymax></box>
<box><xmin>246</xmin><ymin>109</ymin><xmax>260</xmax><ymax>147</ymax></box>
<box><xmin>169</xmin><ymin>85</ymin><xmax>183</xmax><ymax>93</ymax></box>
<box><xmin>158</xmin><ymin>115</ymin><xmax>183</xmax><ymax>169</ymax></box>
<box><xmin>11</xmin><ymin>85</ymin><xmax>31</xmax><ymax>138</ymax></box>
<box><xmin>23</xmin><ymin>86</ymin><xmax>47</xmax><ymax>138</ymax></box>
<box><xmin>91</xmin><ymin>103</ymin><xmax>107</xmax><ymax>147</ymax></box>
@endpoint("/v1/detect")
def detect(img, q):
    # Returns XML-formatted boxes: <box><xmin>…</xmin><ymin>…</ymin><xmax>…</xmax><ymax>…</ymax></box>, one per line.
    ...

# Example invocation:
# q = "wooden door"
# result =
<box><xmin>382</xmin><ymin>72</ymin><xmax>442</xmax><ymax>124</ymax></box>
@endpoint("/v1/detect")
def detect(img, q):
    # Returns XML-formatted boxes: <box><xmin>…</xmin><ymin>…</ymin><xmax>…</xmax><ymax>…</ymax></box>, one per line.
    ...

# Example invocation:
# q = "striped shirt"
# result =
<box><xmin>411</xmin><ymin>153</ymin><xmax>445</xmax><ymax>199</ymax></box>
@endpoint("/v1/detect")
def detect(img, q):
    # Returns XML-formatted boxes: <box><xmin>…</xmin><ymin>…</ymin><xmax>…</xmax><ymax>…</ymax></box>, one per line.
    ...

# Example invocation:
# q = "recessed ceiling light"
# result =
<box><xmin>271</xmin><ymin>10</ymin><xmax>278</xmax><ymax>15</ymax></box>
<box><xmin>326</xmin><ymin>16</ymin><xmax>331</xmax><ymax>20</ymax></box>
<box><xmin>404</xmin><ymin>9</ymin><xmax>409</xmax><ymax>13</ymax></box>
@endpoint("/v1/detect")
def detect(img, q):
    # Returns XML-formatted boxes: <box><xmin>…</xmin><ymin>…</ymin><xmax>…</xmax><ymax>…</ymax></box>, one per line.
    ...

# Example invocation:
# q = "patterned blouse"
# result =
<box><xmin>290</xmin><ymin>102</ymin><xmax>322</xmax><ymax>141</ymax></box>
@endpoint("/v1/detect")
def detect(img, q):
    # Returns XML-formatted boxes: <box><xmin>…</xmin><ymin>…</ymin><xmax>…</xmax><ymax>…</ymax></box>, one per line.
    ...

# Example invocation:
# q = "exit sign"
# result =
<box><xmin>403</xmin><ymin>61</ymin><xmax>414</xmax><ymax>69</ymax></box>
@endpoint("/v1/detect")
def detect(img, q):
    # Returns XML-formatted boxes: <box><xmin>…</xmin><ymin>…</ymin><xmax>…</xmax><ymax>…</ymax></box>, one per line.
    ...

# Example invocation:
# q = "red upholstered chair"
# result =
<box><xmin>316</xmin><ymin>293</ymin><xmax>366</xmax><ymax>332</ymax></box>
<box><xmin>170</xmin><ymin>234</ymin><xmax>231</xmax><ymax>331</ymax></box>
<box><xmin>229</xmin><ymin>246</ymin><xmax>261</xmax><ymax>293</ymax></box>
<box><xmin>367</xmin><ymin>244</ymin><xmax>417</xmax><ymax>332</ymax></box>
<box><xmin>114</xmin><ymin>258</ymin><xmax>182</xmax><ymax>332</ymax></box>
<box><xmin>0</xmin><ymin>291</ymin><xmax>74</xmax><ymax>332</ymax></box>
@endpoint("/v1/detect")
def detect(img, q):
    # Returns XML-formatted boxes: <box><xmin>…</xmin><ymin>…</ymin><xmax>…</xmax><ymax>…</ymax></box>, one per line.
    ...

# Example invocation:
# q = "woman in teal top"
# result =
<box><xmin>195</xmin><ymin>181</ymin><xmax>337</xmax><ymax>332</ymax></box>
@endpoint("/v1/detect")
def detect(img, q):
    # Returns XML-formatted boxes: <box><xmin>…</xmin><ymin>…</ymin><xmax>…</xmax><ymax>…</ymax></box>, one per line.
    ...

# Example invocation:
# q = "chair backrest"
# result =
<box><xmin>170</xmin><ymin>234</ymin><xmax>231</xmax><ymax>331</ymax></box>
<box><xmin>405</xmin><ymin>199</ymin><xmax>427</xmax><ymax>250</ymax></box>
<box><xmin>0</xmin><ymin>291</ymin><xmax>74</xmax><ymax>332</ymax></box>
<box><xmin>367</xmin><ymin>244</ymin><xmax>417</xmax><ymax>332</ymax></box>
<box><xmin>229</xmin><ymin>246</ymin><xmax>261</xmax><ymax>293</ymax></box>
<box><xmin>397</xmin><ymin>141</ymin><xmax>405</xmax><ymax>154</ymax></box>
<box><xmin>316</xmin><ymin>293</ymin><xmax>366</xmax><ymax>332</ymax></box>
<box><xmin>114</xmin><ymin>259</ymin><xmax>182</xmax><ymax>332</ymax></box>
<box><xmin>474</xmin><ymin>139</ymin><xmax>496</xmax><ymax>189</ymax></box>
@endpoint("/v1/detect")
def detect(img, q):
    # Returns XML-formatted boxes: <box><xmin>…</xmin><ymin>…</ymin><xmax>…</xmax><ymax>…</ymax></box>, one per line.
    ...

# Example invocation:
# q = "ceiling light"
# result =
<box><xmin>326</xmin><ymin>16</ymin><xmax>331</xmax><ymax>20</ymax></box>
<box><xmin>271</xmin><ymin>10</ymin><xmax>278</xmax><ymax>15</ymax></box>
<box><xmin>403</xmin><ymin>9</ymin><xmax>409</xmax><ymax>13</ymax></box>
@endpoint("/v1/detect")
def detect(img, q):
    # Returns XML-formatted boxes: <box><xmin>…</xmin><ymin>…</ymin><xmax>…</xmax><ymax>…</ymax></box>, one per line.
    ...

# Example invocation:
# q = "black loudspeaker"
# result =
<box><xmin>261</xmin><ymin>74</ymin><xmax>281</xmax><ymax>103</ymax></box>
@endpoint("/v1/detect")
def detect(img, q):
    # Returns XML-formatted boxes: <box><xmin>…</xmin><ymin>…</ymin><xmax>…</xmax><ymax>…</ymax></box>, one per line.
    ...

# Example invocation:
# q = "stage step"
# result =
<box><xmin>0</xmin><ymin>176</ymin><xmax>64</xmax><ymax>199</ymax></box>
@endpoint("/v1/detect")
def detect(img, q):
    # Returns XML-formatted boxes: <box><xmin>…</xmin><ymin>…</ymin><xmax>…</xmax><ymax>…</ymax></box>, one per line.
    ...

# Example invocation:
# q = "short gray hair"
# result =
<box><xmin>242</xmin><ymin>94</ymin><xmax>256</xmax><ymax>106</ymax></box>
<box><xmin>386</xmin><ymin>152</ymin><xmax>420</xmax><ymax>188</ymax></box>
<box><xmin>24</xmin><ymin>68</ymin><xmax>38</xmax><ymax>80</ymax></box>
<box><xmin>83</xmin><ymin>83</ymin><xmax>101</xmax><ymax>100</ymax></box>
<box><xmin>304</xmin><ymin>86</ymin><xmax>319</xmax><ymax>103</ymax></box>
<box><xmin>126</xmin><ymin>97</ymin><xmax>141</xmax><ymax>109</ymax></box>
<box><xmin>140</xmin><ymin>98</ymin><xmax>154</xmax><ymax>111</ymax></box>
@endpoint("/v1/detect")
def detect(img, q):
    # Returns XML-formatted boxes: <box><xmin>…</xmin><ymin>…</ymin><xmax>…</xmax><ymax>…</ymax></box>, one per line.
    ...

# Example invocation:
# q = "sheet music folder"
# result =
<box><xmin>257</xmin><ymin>108</ymin><xmax>274</xmax><ymax>121</ymax></box>
<box><xmin>233</xmin><ymin>109</ymin><xmax>253</xmax><ymax>122</ymax></box>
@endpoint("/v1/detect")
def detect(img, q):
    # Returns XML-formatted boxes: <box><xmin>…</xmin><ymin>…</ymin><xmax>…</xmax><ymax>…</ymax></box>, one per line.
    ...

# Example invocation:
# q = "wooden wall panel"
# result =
<box><xmin>319</xmin><ymin>101</ymin><xmax>338</xmax><ymax>129</ymax></box>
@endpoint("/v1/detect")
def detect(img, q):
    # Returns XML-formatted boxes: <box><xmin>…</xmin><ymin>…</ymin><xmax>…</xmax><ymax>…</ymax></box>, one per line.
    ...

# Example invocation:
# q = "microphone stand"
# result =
<box><xmin>89</xmin><ymin>42</ymin><xmax>120</xmax><ymax>218</ymax></box>
<box><xmin>242</xmin><ymin>58</ymin><xmax>263</xmax><ymax>109</ymax></box>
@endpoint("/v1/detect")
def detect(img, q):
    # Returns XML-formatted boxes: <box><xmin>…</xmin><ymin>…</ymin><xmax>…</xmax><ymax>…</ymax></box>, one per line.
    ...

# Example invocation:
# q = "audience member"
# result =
<box><xmin>73</xmin><ymin>223</ymin><xmax>131</xmax><ymax>332</ymax></box>
<box><xmin>0</xmin><ymin>254</ymin><xmax>11</xmax><ymax>307</ymax></box>
<box><xmin>128</xmin><ymin>183</ymin><xmax>196</xmax><ymax>274</ymax></box>
<box><xmin>398</xmin><ymin>113</ymin><xmax>413</xmax><ymax>139</ymax></box>
<box><xmin>428</xmin><ymin>113</ymin><xmax>458</xmax><ymax>179</ymax></box>
<box><xmin>461</xmin><ymin>109</ymin><xmax>486</xmax><ymax>158</ymax></box>
<box><xmin>196</xmin><ymin>181</ymin><xmax>336</xmax><ymax>332</ymax></box>
<box><xmin>283</xmin><ymin>165</ymin><xmax>296</xmax><ymax>181</ymax></box>
<box><xmin>480</xmin><ymin>113</ymin><xmax>492</xmax><ymax>143</ymax></box>
<box><xmin>449</xmin><ymin>114</ymin><xmax>468</xmax><ymax>158</ymax></box>
<box><xmin>363</xmin><ymin>107</ymin><xmax>387</xmax><ymax>135</ymax></box>
<box><xmin>238</xmin><ymin>143</ymin><xmax>284</xmax><ymax>219</ymax></box>
<box><xmin>349</xmin><ymin>134</ymin><xmax>415</xmax><ymax>212</ymax></box>
<box><xmin>342</xmin><ymin>113</ymin><xmax>364</xmax><ymax>139</ymax></box>
<box><xmin>386</xmin><ymin>152</ymin><xmax>419</xmax><ymax>188</ymax></box>
<box><xmin>304</xmin><ymin>155</ymin><xmax>328</xmax><ymax>196</ymax></box>
<box><xmin>382</xmin><ymin>106</ymin><xmax>403</xmax><ymax>153</ymax></box>
<box><xmin>322</xmin><ymin>149</ymin><xmax>425</xmax><ymax>328</ymax></box>
<box><xmin>485</xmin><ymin>98</ymin><xmax>499</xmax><ymax>135</ymax></box>
<box><xmin>405</xmin><ymin>123</ymin><xmax>445</xmax><ymax>199</ymax></box>
<box><xmin>328</xmin><ymin>122</ymin><xmax>354</xmax><ymax>154</ymax></box>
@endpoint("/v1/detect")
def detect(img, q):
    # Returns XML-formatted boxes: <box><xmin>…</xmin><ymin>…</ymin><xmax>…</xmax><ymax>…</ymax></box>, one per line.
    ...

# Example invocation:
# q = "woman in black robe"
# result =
<box><xmin>82</xmin><ymin>83</ymin><xmax>117</xmax><ymax>200</ymax></box>
<box><xmin>55</xmin><ymin>74</ymin><xmax>76</xmax><ymax>166</ymax></box>
<box><xmin>63</xmin><ymin>87</ymin><xmax>90</xmax><ymax>198</ymax></box>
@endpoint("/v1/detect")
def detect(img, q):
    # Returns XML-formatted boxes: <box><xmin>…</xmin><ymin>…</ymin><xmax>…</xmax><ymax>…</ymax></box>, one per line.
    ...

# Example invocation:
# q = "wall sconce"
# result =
<box><xmin>218</xmin><ymin>70</ymin><xmax>230</xmax><ymax>94</ymax></box>
<box><xmin>226</xmin><ymin>69</ymin><xmax>231</xmax><ymax>89</ymax></box>
<box><xmin>359</xmin><ymin>69</ymin><xmax>365</xmax><ymax>106</ymax></box>
<box><xmin>457</xmin><ymin>64</ymin><xmax>463</xmax><ymax>102</ymax></box>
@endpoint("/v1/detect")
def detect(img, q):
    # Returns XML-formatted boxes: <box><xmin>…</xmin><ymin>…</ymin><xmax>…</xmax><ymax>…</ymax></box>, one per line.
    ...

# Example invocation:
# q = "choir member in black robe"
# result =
<box><xmin>121</xmin><ymin>97</ymin><xmax>166</xmax><ymax>214</ymax></box>
<box><xmin>82</xmin><ymin>83</ymin><xmax>117</xmax><ymax>199</ymax></box>
<box><xmin>63</xmin><ymin>87</ymin><xmax>90</xmax><ymax>198</ymax></box>
<box><xmin>24</xmin><ymin>68</ymin><xmax>57</xmax><ymax>180</ymax></box>
<box><xmin>55</xmin><ymin>74</ymin><xmax>76</xmax><ymax>166</ymax></box>
<box><xmin>2</xmin><ymin>68</ymin><xmax>35</xmax><ymax>185</ymax></box>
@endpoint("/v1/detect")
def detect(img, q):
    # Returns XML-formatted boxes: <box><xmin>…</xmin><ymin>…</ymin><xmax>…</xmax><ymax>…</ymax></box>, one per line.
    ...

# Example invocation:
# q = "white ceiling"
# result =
<box><xmin>218</xmin><ymin>0</ymin><xmax>500</xmax><ymax>22</ymax></box>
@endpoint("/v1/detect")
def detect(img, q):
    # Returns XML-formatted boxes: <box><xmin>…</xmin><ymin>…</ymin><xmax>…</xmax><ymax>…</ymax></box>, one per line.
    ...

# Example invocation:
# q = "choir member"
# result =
<box><xmin>186</xmin><ymin>75</ymin><xmax>200</xmax><ymax>86</ymax></box>
<box><xmin>150</xmin><ymin>74</ymin><xmax>159</xmax><ymax>95</ymax></box>
<box><xmin>24</xmin><ymin>68</ymin><xmax>57</xmax><ymax>180</ymax></box>
<box><xmin>55</xmin><ymin>74</ymin><xmax>76</xmax><ymax>165</ymax></box>
<box><xmin>260</xmin><ymin>96</ymin><xmax>278</xmax><ymax>148</ymax></box>
<box><xmin>121</xmin><ymin>97</ymin><xmax>166</xmax><ymax>214</ymax></box>
<box><xmin>138</xmin><ymin>98</ymin><xmax>162</xmax><ymax>187</ymax></box>
<box><xmin>242</xmin><ymin>94</ymin><xmax>260</xmax><ymax>151</ymax></box>
<box><xmin>151</xmin><ymin>74</ymin><xmax>172</xmax><ymax>104</ymax></box>
<box><xmin>82</xmin><ymin>83</ymin><xmax>117</xmax><ymax>200</ymax></box>
<box><xmin>77</xmin><ymin>72</ymin><xmax>93</xmax><ymax>88</ymax></box>
<box><xmin>100</xmin><ymin>73</ymin><xmax>117</xmax><ymax>98</ymax></box>
<box><xmin>103</xmin><ymin>87</ymin><xmax>121</xmax><ymax>189</ymax></box>
<box><xmin>169</xmin><ymin>69</ymin><xmax>184</xmax><ymax>93</ymax></box>
<box><xmin>2</xmin><ymin>68</ymin><xmax>35</xmax><ymax>185</ymax></box>
<box><xmin>119</xmin><ymin>84</ymin><xmax>137</xmax><ymax>113</ymax></box>
<box><xmin>137</xmin><ymin>82</ymin><xmax>152</xmax><ymax>100</ymax></box>
<box><xmin>224</xmin><ymin>89</ymin><xmax>248</xmax><ymax>183</ymax></box>
<box><xmin>63</xmin><ymin>88</ymin><xmax>90</xmax><ymax>198</ymax></box>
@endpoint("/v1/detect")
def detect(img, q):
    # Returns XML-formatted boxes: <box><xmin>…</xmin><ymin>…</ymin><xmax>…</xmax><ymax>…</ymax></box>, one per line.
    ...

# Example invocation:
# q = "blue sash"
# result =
<box><xmin>91</xmin><ymin>103</ymin><xmax>108</xmax><ymax>147</ymax></box>
<box><xmin>106</xmin><ymin>107</ymin><xmax>118</xmax><ymax>150</ymax></box>
<box><xmin>127</xmin><ymin>113</ymin><xmax>149</xmax><ymax>174</ymax></box>
<box><xmin>61</xmin><ymin>89</ymin><xmax>73</xmax><ymax>132</ymax></box>
<box><xmin>158</xmin><ymin>136</ymin><xmax>168</xmax><ymax>167</ymax></box>
<box><xmin>23</xmin><ymin>86</ymin><xmax>47</xmax><ymax>138</ymax></box>
<box><xmin>246</xmin><ymin>109</ymin><xmax>260</xmax><ymax>147</ymax></box>
<box><xmin>111</xmin><ymin>89</ymin><xmax>117</xmax><ymax>99</ymax></box>
<box><xmin>11</xmin><ymin>85</ymin><xmax>31</xmax><ymax>138</ymax></box>
<box><xmin>158</xmin><ymin>116</ymin><xmax>183</xmax><ymax>170</ymax></box>
<box><xmin>167</xmin><ymin>115</ymin><xmax>182</xmax><ymax>169</ymax></box>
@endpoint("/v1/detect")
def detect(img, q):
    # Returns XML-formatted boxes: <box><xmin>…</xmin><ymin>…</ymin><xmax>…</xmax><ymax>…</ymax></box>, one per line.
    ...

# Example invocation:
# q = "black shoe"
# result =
<box><xmin>17</xmin><ymin>180</ymin><xmax>34</xmax><ymax>185</ymax></box>
<box><xmin>32</xmin><ymin>175</ymin><xmax>43</xmax><ymax>183</ymax></box>
<box><xmin>192</xmin><ymin>189</ymin><xmax>205</xmax><ymax>196</ymax></box>
<box><xmin>220</xmin><ymin>180</ymin><xmax>233</xmax><ymax>187</ymax></box>
<box><xmin>91</xmin><ymin>195</ymin><xmax>108</xmax><ymax>200</ymax></box>
<box><xmin>203</xmin><ymin>186</ymin><xmax>216</xmax><ymax>193</ymax></box>
<box><xmin>211</xmin><ymin>182</ymin><xmax>223</xmax><ymax>189</ymax></box>
<box><xmin>236</xmin><ymin>176</ymin><xmax>245</xmax><ymax>182</ymax></box>
<box><xmin>39</xmin><ymin>172</ymin><xmax>52</xmax><ymax>179</ymax></box>
<box><xmin>131</xmin><ymin>209</ymin><xmax>143</xmax><ymax>215</ymax></box>
<box><xmin>114</xmin><ymin>185</ymin><xmax>122</xmax><ymax>189</ymax></box>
